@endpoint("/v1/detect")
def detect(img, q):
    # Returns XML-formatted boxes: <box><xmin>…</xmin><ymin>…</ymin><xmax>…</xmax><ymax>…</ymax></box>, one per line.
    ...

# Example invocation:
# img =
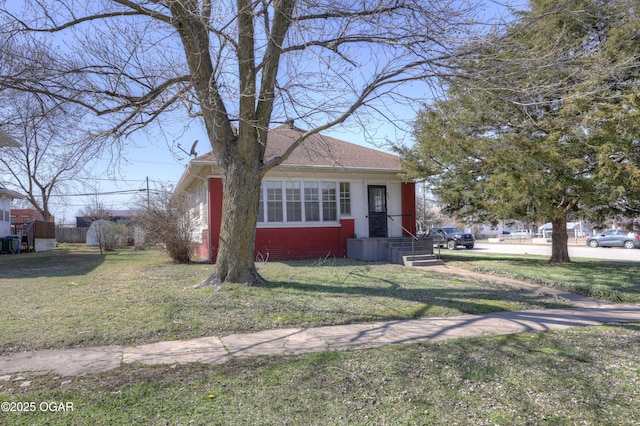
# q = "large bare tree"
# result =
<box><xmin>0</xmin><ymin>90</ymin><xmax>101</xmax><ymax>221</ymax></box>
<box><xmin>1</xmin><ymin>0</ymin><xmax>489</xmax><ymax>285</ymax></box>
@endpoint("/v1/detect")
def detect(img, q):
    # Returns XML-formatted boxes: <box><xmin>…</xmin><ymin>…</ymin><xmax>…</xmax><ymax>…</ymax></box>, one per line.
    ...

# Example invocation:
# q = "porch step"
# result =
<box><xmin>384</xmin><ymin>237</ymin><xmax>435</xmax><ymax>265</ymax></box>
<box><xmin>347</xmin><ymin>237</ymin><xmax>439</xmax><ymax>264</ymax></box>
<box><xmin>402</xmin><ymin>254</ymin><xmax>444</xmax><ymax>267</ymax></box>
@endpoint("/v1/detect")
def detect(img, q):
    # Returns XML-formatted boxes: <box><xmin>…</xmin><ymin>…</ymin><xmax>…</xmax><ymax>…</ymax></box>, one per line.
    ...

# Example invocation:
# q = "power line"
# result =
<box><xmin>47</xmin><ymin>188</ymin><xmax>166</xmax><ymax>197</ymax></box>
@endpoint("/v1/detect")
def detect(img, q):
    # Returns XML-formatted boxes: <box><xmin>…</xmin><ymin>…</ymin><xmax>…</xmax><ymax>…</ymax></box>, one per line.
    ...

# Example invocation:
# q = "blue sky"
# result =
<box><xmin>4</xmin><ymin>0</ymin><xmax>526</xmax><ymax>224</ymax></box>
<box><xmin>48</xmin><ymin>109</ymin><xmax>415</xmax><ymax>224</ymax></box>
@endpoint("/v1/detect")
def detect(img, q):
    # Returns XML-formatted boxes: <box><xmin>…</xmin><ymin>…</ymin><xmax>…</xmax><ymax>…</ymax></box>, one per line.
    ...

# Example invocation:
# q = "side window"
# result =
<box><xmin>304</xmin><ymin>182</ymin><xmax>320</xmax><ymax>221</ymax></box>
<box><xmin>322</xmin><ymin>182</ymin><xmax>337</xmax><ymax>221</ymax></box>
<box><xmin>266</xmin><ymin>181</ymin><xmax>283</xmax><ymax>222</ymax></box>
<box><xmin>286</xmin><ymin>182</ymin><xmax>302</xmax><ymax>222</ymax></box>
<box><xmin>340</xmin><ymin>182</ymin><xmax>351</xmax><ymax>215</ymax></box>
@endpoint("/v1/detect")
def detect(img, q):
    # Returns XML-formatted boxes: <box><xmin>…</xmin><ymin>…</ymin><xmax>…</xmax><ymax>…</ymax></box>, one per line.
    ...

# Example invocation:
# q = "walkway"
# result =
<box><xmin>1</xmin><ymin>266</ymin><xmax>639</xmax><ymax>377</ymax></box>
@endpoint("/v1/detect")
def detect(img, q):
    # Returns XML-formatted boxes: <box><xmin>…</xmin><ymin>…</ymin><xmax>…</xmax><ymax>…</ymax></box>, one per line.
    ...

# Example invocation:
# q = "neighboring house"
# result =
<box><xmin>1</xmin><ymin>132</ymin><xmax>26</xmax><ymax>250</ymax></box>
<box><xmin>174</xmin><ymin>123</ymin><xmax>418</xmax><ymax>262</ymax></box>
<box><xmin>0</xmin><ymin>186</ymin><xmax>25</xmax><ymax>236</ymax></box>
<box><xmin>537</xmin><ymin>221</ymin><xmax>592</xmax><ymax>238</ymax></box>
<box><xmin>76</xmin><ymin>210</ymin><xmax>132</xmax><ymax>228</ymax></box>
<box><xmin>10</xmin><ymin>209</ymin><xmax>52</xmax><ymax>225</ymax></box>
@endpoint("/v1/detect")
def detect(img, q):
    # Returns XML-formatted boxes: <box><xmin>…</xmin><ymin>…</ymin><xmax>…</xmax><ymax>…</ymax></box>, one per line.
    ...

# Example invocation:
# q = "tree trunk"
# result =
<box><xmin>549</xmin><ymin>214</ymin><xmax>571</xmax><ymax>263</ymax></box>
<box><xmin>216</xmin><ymin>171</ymin><xmax>264</xmax><ymax>286</ymax></box>
<box><xmin>197</xmin><ymin>138</ymin><xmax>266</xmax><ymax>288</ymax></box>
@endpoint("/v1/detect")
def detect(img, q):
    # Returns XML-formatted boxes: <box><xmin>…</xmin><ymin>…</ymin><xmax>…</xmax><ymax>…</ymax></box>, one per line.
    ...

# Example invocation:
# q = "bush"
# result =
<box><xmin>133</xmin><ymin>190</ymin><xmax>197</xmax><ymax>263</ymax></box>
<box><xmin>88</xmin><ymin>220</ymin><xmax>129</xmax><ymax>253</ymax></box>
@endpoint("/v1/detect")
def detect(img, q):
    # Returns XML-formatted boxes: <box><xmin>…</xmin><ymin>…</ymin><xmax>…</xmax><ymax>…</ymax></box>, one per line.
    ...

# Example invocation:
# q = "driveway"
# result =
<box><xmin>472</xmin><ymin>242</ymin><xmax>640</xmax><ymax>262</ymax></box>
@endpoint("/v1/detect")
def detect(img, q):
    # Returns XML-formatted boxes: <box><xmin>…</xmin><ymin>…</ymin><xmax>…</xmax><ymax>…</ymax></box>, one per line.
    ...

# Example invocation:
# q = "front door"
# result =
<box><xmin>368</xmin><ymin>185</ymin><xmax>387</xmax><ymax>237</ymax></box>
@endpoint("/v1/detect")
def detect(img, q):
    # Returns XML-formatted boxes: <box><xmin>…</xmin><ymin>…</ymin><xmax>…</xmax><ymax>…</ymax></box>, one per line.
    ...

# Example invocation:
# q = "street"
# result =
<box><xmin>471</xmin><ymin>242</ymin><xmax>640</xmax><ymax>262</ymax></box>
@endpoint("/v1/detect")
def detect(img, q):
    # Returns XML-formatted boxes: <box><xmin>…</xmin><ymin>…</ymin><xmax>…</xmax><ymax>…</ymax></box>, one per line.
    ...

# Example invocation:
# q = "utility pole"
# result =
<box><xmin>146</xmin><ymin>177</ymin><xmax>150</xmax><ymax>209</ymax></box>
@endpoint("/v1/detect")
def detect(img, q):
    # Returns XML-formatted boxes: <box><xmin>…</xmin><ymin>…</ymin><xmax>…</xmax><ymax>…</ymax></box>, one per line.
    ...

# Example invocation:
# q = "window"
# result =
<box><xmin>322</xmin><ymin>182</ymin><xmax>337</xmax><ymax>221</ymax></box>
<box><xmin>266</xmin><ymin>181</ymin><xmax>283</xmax><ymax>222</ymax></box>
<box><xmin>304</xmin><ymin>182</ymin><xmax>320</xmax><ymax>221</ymax></box>
<box><xmin>22</xmin><ymin>216</ymin><xmax>31</xmax><ymax>224</ymax></box>
<box><xmin>257</xmin><ymin>180</ymin><xmax>345</xmax><ymax>224</ymax></box>
<box><xmin>340</xmin><ymin>182</ymin><xmax>351</xmax><ymax>215</ymax></box>
<box><xmin>286</xmin><ymin>182</ymin><xmax>302</xmax><ymax>222</ymax></box>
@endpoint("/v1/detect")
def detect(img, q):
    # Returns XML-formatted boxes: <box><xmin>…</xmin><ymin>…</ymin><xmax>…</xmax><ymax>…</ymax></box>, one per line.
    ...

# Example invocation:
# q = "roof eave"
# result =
<box><xmin>0</xmin><ymin>188</ymin><xmax>26</xmax><ymax>200</ymax></box>
<box><xmin>0</xmin><ymin>131</ymin><xmax>20</xmax><ymax>148</ymax></box>
<box><xmin>275</xmin><ymin>164</ymin><xmax>402</xmax><ymax>173</ymax></box>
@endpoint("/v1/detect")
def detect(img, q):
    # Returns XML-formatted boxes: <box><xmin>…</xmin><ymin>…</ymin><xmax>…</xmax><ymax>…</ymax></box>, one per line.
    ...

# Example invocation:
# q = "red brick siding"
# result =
<box><xmin>255</xmin><ymin>219</ymin><xmax>354</xmax><ymax>261</ymax></box>
<box><xmin>205</xmin><ymin>177</ymin><xmax>355</xmax><ymax>262</ymax></box>
<box><xmin>10</xmin><ymin>209</ymin><xmax>48</xmax><ymax>223</ymax></box>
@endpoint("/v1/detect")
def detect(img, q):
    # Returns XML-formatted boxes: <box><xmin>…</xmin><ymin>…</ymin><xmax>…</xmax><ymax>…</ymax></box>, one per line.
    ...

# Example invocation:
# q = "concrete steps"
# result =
<box><xmin>384</xmin><ymin>237</ymin><xmax>443</xmax><ymax>267</ymax></box>
<box><xmin>403</xmin><ymin>253</ymin><xmax>444</xmax><ymax>267</ymax></box>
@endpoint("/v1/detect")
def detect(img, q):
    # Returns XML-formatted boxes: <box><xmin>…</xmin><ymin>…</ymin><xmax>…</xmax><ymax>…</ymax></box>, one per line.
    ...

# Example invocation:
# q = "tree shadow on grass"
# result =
<box><xmin>265</xmin><ymin>277</ymin><xmax>573</xmax><ymax>319</ymax></box>
<box><xmin>0</xmin><ymin>247</ymin><xmax>106</xmax><ymax>279</ymax></box>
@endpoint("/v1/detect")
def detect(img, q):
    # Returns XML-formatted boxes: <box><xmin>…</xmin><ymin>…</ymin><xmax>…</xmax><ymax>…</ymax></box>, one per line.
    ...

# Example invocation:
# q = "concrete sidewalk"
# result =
<box><xmin>2</xmin><ymin>303</ymin><xmax>640</xmax><ymax>377</ymax></box>
<box><xmin>2</xmin><ymin>266</ymin><xmax>640</xmax><ymax>378</ymax></box>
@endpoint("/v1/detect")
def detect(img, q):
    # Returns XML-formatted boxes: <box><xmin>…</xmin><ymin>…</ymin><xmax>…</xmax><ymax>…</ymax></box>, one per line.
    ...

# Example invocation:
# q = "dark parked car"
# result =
<box><xmin>427</xmin><ymin>226</ymin><xmax>475</xmax><ymax>250</ymax></box>
<box><xmin>586</xmin><ymin>230</ymin><xmax>640</xmax><ymax>249</ymax></box>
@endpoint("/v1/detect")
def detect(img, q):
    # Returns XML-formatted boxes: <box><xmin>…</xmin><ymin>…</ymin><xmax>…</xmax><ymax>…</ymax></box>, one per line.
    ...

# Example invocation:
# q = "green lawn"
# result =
<box><xmin>2</xmin><ymin>324</ymin><xmax>639</xmax><ymax>425</ymax></box>
<box><xmin>0</xmin><ymin>244</ymin><xmax>578</xmax><ymax>354</ymax></box>
<box><xmin>439</xmin><ymin>251</ymin><xmax>640</xmax><ymax>302</ymax></box>
<box><xmin>1</xmin><ymin>244</ymin><xmax>639</xmax><ymax>425</ymax></box>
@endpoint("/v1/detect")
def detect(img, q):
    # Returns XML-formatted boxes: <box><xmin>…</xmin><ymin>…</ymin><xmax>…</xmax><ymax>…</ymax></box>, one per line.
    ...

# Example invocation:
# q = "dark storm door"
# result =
<box><xmin>368</xmin><ymin>185</ymin><xmax>387</xmax><ymax>238</ymax></box>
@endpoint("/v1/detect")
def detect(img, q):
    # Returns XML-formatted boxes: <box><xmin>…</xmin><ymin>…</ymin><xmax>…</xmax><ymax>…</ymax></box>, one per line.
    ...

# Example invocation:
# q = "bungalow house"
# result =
<box><xmin>174</xmin><ymin>123</ymin><xmax>431</xmax><ymax>263</ymax></box>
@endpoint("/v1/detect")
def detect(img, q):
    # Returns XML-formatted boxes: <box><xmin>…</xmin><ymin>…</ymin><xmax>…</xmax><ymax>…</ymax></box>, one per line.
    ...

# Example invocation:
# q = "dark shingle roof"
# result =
<box><xmin>195</xmin><ymin>124</ymin><xmax>401</xmax><ymax>171</ymax></box>
<box><xmin>0</xmin><ymin>130</ymin><xmax>20</xmax><ymax>148</ymax></box>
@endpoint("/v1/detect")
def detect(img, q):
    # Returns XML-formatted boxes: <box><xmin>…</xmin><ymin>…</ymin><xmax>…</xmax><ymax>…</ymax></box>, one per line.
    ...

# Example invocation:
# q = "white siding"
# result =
<box><xmin>349</xmin><ymin>180</ymin><xmax>403</xmax><ymax>238</ymax></box>
<box><xmin>188</xmin><ymin>182</ymin><xmax>208</xmax><ymax>244</ymax></box>
<box><xmin>0</xmin><ymin>197</ymin><xmax>11</xmax><ymax>236</ymax></box>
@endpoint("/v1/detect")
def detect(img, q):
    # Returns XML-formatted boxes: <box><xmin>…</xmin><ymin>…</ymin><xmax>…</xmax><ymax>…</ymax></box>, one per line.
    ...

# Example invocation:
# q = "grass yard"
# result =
<box><xmin>439</xmin><ymin>251</ymin><xmax>640</xmax><ymax>303</ymax></box>
<box><xmin>1</xmin><ymin>244</ymin><xmax>639</xmax><ymax>425</ymax></box>
<box><xmin>0</xmin><ymin>244</ymin><xmax>578</xmax><ymax>354</ymax></box>
<box><xmin>2</xmin><ymin>324</ymin><xmax>639</xmax><ymax>425</ymax></box>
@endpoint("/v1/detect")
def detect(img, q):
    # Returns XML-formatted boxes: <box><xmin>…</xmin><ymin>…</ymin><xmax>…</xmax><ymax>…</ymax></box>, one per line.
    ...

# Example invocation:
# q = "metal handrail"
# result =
<box><xmin>386</xmin><ymin>214</ymin><xmax>419</xmax><ymax>240</ymax></box>
<box><xmin>386</xmin><ymin>214</ymin><xmax>419</xmax><ymax>262</ymax></box>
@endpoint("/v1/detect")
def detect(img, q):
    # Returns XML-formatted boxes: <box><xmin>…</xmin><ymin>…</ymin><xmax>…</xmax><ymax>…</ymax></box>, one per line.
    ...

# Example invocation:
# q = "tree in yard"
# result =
<box><xmin>398</xmin><ymin>0</ymin><xmax>640</xmax><ymax>263</ymax></box>
<box><xmin>133</xmin><ymin>189</ymin><xmax>198</xmax><ymax>263</ymax></box>
<box><xmin>0</xmin><ymin>89</ymin><xmax>101</xmax><ymax>222</ymax></box>
<box><xmin>80</xmin><ymin>201</ymin><xmax>124</xmax><ymax>254</ymax></box>
<box><xmin>1</xmin><ymin>0</ymin><xmax>491</xmax><ymax>285</ymax></box>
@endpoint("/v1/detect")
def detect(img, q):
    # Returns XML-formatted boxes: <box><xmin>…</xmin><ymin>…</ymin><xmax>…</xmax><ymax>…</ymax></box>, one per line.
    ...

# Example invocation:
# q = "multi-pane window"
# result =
<box><xmin>322</xmin><ymin>182</ymin><xmax>336</xmax><ymax>221</ymax></box>
<box><xmin>340</xmin><ymin>182</ymin><xmax>351</xmax><ymax>215</ymax></box>
<box><xmin>286</xmin><ymin>182</ymin><xmax>302</xmax><ymax>222</ymax></box>
<box><xmin>257</xmin><ymin>180</ymin><xmax>348</xmax><ymax>224</ymax></box>
<box><xmin>304</xmin><ymin>182</ymin><xmax>320</xmax><ymax>221</ymax></box>
<box><xmin>266</xmin><ymin>181</ymin><xmax>283</xmax><ymax>222</ymax></box>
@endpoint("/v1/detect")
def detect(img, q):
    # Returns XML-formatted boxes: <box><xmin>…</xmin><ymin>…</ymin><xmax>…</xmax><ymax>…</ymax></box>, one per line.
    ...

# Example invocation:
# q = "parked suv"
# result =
<box><xmin>427</xmin><ymin>226</ymin><xmax>475</xmax><ymax>250</ymax></box>
<box><xmin>586</xmin><ymin>230</ymin><xmax>640</xmax><ymax>249</ymax></box>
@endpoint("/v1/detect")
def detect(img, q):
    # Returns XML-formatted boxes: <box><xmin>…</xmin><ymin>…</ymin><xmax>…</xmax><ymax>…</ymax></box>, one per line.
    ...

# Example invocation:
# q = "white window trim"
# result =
<box><xmin>257</xmin><ymin>179</ymin><xmax>350</xmax><ymax>226</ymax></box>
